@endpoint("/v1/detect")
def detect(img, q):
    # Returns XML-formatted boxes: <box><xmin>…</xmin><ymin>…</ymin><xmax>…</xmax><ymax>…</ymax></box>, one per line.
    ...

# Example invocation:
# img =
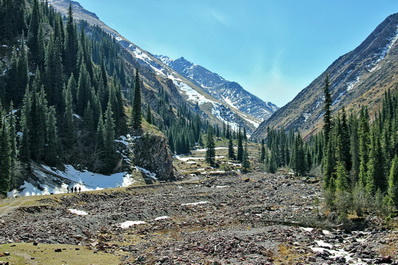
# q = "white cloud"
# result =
<box><xmin>208</xmin><ymin>8</ymin><xmax>229</xmax><ymax>26</ymax></box>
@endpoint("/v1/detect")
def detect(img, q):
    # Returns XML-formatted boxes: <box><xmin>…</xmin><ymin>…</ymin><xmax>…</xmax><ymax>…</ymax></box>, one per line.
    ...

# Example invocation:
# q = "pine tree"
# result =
<box><xmin>146</xmin><ymin>104</ymin><xmax>152</xmax><ymax>124</ymax></box>
<box><xmin>0</xmin><ymin>115</ymin><xmax>11</xmax><ymax>196</ymax></box>
<box><xmin>358</xmin><ymin>107</ymin><xmax>370</xmax><ymax>187</ymax></box>
<box><xmin>228</xmin><ymin>138</ymin><xmax>235</xmax><ymax>160</ymax></box>
<box><xmin>260</xmin><ymin>139</ymin><xmax>266</xmax><ymax>162</ymax></box>
<box><xmin>237</xmin><ymin>128</ymin><xmax>244</xmax><ymax>162</ymax></box>
<box><xmin>77</xmin><ymin>62</ymin><xmax>92</xmax><ymax>115</ymax></box>
<box><xmin>335</xmin><ymin>161</ymin><xmax>349</xmax><ymax>192</ymax></box>
<box><xmin>62</xmin><ymin>78</ymin><xmax>75</xmax><ymax>150</ymax></box>
<box><xmin>102</xmin><ymin>101</ymin><xmax>116</xmax><ymax>173</ymax></box>
<box><xmin>205</xmin><ymin>127</ymin><xmax>216</xmax><ymax>166</ymax></box>
<box><xmin>65</xmin><ymin>3</ymin><xmax>78</xmax><ymax>76</ymax></box>
<box><xmin>44</xmin><ymin>106</ymin><xmax>59</xmax><ymax>166</ymax></box>
<box><xmin>387</xmin><ymin>156</ymin><xmax>398</xmax><ymax>207</ymax></box>
<box><xmin>28</xmin><ymin>0</ymin><xmax>40</xmax><ymax>63</ymax></box>
<box><xmin>242</xmin><ymin>142</ymin><xmax>250</xmax><ymax>170</ymax></box>
<box><xmin>366</xmin><ymin>127</ymin><xmax>384</xmax><ymax>194</ymax></box>
<box><xmin>19</xmin><ymin>88</ymin><xmax>31</xmax><ymax>163</ymax></box>
<box><xmin>132</xmin><ymin>70</ymin><xmax>142</xmax><ymax>132</ymax></box>
<box><xmin>350</xmin><ymin>112</ymin><xmax>360</xmax><ymax>182</ymax></box>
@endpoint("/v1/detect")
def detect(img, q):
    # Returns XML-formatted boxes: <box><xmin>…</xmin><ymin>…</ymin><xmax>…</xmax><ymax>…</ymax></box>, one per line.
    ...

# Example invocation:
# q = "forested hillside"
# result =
<box><xmin>262</xmin><ymin>77</ymin><xmax>398</xmax><ymax>217</ymax></box>
<box><xmin>0</xmin><ymin>0</ymin><xmax>220</xmax><ymax>196</ymax></box>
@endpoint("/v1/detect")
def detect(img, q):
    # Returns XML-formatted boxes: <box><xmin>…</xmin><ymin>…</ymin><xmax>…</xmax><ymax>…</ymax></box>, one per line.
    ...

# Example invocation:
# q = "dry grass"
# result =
<box><xmin>0</xmin><ymin>243</ymin><xmax>121</xmax><ymax>265</ymax></box>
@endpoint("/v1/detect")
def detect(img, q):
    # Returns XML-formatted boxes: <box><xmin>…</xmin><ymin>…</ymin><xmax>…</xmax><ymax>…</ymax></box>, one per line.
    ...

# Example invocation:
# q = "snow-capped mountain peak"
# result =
<box><xmin>156</xmin><ymin>55</ymin><xmax>278</xmax><ymax>121</ymax></box>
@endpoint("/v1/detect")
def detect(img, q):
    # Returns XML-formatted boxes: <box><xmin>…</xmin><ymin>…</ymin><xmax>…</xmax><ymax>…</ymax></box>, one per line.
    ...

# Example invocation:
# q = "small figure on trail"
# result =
<box><xmin>70</xmin><ymin>186</ymin><xmax>74</xmax><ymax>193</ymax></box>
<box><xmin>66</xmin><ymin>187</ymin><xmax>69</xmax><ymax>193</ymax></box>
<box><xmin>78</xmin><ymin>187</ymin><xmax>81</xmax><ymax>193</ymax></box>
<box><xmin>74</xmin><ymin>187</ymin><xmax>77</xmax><ymax>193</ymax></box>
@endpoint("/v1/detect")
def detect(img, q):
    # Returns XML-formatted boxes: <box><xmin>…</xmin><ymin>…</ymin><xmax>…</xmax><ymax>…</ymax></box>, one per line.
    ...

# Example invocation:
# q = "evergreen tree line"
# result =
<box><xmin>261</xmin><ymin>127</ymin><xmax>311</xmax><ymax>175</ymax></box>
<box><xmin>321</xmin><ymin>84</ymin><xmax>398</xmax><ymax>215</ymax></box>
<box><xmin>262</xmin><ymin>75</ymin><xmax>398</xmax><ymax>215</ymax></box>
<box><xmin>205</xmin><ymin>125</ymin><xmax>250</xmax><ymax>170</ymax></box>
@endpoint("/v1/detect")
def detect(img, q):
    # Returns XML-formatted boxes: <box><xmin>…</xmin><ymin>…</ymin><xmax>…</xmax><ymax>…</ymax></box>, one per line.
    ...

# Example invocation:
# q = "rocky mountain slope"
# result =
<box><xmin>47</xmin><ymin>0</ymin><xmax>276</xmax><ymax>133</ymax></box>
<box><xmin>252</xmin><ymin>13</ymin><xmax>398</xmax><ymax>139</ymax></box>
<box><xmin>156</xmin><ymin>55</ymin><xmax>278</xmax><ymax>123</ymax></box>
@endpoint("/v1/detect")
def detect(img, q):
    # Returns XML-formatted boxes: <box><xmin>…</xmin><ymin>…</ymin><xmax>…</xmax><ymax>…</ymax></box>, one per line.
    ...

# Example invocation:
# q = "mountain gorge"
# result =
<box><xmin>252</xmin><ymin>13</ymin><xmax>398</xmax><ymax>139</ymax></box>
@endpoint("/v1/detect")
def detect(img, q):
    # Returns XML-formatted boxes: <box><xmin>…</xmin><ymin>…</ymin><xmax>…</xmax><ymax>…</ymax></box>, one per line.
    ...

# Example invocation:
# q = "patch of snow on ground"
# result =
<box><xmin>181</xmin><ymin>201</ymin><xmax>209</xmax><ymax>206</ymax></box>
<box><xmin>174</xmin><ymin>155</ymin><xmax>204</xmax><ymax>162</ymax></box>
<box><xmin>68</xmin><ymin>209</ymin><xmax>88</xmax><ymax>216</ymax></box>
<box><xmin>154</xmin><ymin>216</ymin><xmax>170</xmax><ymax>221</ymax></box>
<box><xmin>195</xmin><ymin>147</ymin><xmax>228</xmax><ymax>152</ymax></box>
<box><xmin>120</xmin><ymin>221</ymin><xmax>147</xmax><ymax>229</ymax></box>
<box><xmin>8</xmin><ymin>165</ymin><xmax>131</xmax><ymax>197</ymax></box>
<box><xmin>322</xmin><ymin>230</ymin><xmax>332</xmax><ymax>235</ymax></box>
<box><xmin>301</xmin><ymin>227</ymin><xmax>314</xmax><ymax>232</ymax></box>
<box><xmin>135</xmin><ymin>166</ymin><xmax>157</xmax><ymax>180</ymax></box>
<box><xmin>315</xmin><ymin>240</ymin><xmax>333</xmax><ymax>248</ymax></box>
<box><xmin>114</xmin><ymin>135</ymin><xmax>130</xmax><ymax>146</ymax></box>
<box><xmin>45</xmin><ymin>165</ymin><xmax>129</xmax><ymax>190</ymax></box>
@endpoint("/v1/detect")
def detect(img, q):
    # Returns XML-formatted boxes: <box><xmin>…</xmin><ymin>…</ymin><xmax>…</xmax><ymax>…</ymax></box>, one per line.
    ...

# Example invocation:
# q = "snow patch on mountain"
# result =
<box><xmin>346</xmin><ymin>75</ymin><xmax>360</xmax><ymax>91</ymax></box>
<box><xmin>368</xmin><ymin>25</ymin><xmax>398</xmax><ymax>72</ymax></box>
<box><xmin>157</xmin><ymin>55</ymin><xmax>278</xmax><ymax>122</ymax></box>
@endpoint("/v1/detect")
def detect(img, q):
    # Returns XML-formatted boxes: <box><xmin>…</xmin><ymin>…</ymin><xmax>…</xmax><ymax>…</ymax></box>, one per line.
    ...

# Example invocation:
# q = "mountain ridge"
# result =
<box><xmin>156</xmin><ymin>55</ymin><xmax>278</xmax><ymax>123</ymax></box>
<box><xmin>252</xmin><ymin>12</ymin><xmax>398</xmax><ymax>139</ymax></box>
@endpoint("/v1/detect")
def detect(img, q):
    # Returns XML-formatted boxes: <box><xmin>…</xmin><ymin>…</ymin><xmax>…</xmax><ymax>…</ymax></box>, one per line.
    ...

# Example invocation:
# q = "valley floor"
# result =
<box><xmin>0</xmin><ymin>171</ymin><xmax>397</xmax><ymax>264</ymax></box>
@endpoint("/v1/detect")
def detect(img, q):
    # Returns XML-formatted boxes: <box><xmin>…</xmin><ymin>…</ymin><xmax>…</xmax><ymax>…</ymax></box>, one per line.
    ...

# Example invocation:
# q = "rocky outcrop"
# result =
<box><xmin>130</xmin><ymin>133</ymin><xmax>174</xmax><ymax>181</ymax></box>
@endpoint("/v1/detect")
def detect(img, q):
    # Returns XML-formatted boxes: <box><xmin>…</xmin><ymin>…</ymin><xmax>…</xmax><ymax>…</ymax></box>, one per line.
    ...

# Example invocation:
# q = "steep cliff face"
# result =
<box><xmin>130</xmin><ymin>133</ymin><xmax>174</xmax><ymax>182</ymax></box>
<box><xmin>252</xmin><ymin>13</ymin><xmax>398</xmax><ymax>139</ymax></box>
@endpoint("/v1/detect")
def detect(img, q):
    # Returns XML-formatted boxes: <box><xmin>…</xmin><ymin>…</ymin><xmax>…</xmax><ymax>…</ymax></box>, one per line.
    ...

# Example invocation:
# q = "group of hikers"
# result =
<box><xmin>67</xmin><ymin>186</ymin><xmax>82</xmax><ymax>193</ymax></box>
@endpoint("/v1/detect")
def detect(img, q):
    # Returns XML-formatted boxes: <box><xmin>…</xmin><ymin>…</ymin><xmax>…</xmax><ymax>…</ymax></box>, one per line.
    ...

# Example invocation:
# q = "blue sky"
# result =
<box><xmin>77</xmin><ymin>0</ymin><xmax>398</xmax><ymax>107</ymax></box>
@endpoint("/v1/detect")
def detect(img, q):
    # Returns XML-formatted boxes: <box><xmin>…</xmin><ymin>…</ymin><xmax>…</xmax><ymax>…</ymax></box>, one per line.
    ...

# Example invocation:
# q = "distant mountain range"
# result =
<box><xmin>252</xmin><ymin>13</ymin><xmax>398</xmax><ymax>139</ymax></box>
<box><xmin>48</xmin><ymin>0</ymin><xmax>278</xmax><ymax>133</ymax></box>
<box><xmin>156</xmin><ymin>56</ymin><xmax>278</xmax><ymax>123</ymax></box>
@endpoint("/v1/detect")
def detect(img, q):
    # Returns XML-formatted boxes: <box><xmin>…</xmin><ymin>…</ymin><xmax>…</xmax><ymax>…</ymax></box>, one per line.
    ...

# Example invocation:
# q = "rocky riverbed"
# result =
<box><xmin>1</xmin><ymin>171</ymin><xmax>397</xmax><ymax>264</ymax></box>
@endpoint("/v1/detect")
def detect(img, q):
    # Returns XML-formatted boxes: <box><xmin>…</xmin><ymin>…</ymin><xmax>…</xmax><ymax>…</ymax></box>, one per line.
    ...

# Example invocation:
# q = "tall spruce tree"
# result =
<box><xmin>205</xmin><ymin>127</ymin><xmax>216</xmax><ymax>166</ymax></box>
<box><xmin>132</xmin><ymin>70</ymin><xmax>142</xmax><ymax>132</ymax></box>
<box><xmin>228</xmin><ymin>138</ymin><xmax>235</xmax><ymax>160</ymax></box>
<box><xmin>260</xmin><ymin>139</ymin><xmax>266</xmax><ymax>162</ymax></box>
<box><xmin>0</xmin><ymin>111</ymin><xmax>11</xmax><ymax>196</ymax></box>
<box><xmin>387</xmin><ymin>156</ymin><xmax>398</xmax><ymax>208</ymax></box>
<box><xmin>237</xmin><ymin>128</ymin><xmax>244</xmax><ymax>162</ymax></box>
<box><xmin>242</xmin><ymin>142</ymin><xmax>250</xmax><ymax>171</ymax></box>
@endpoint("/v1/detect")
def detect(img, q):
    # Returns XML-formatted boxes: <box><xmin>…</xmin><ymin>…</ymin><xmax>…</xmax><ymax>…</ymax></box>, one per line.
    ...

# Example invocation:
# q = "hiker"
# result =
<box><xmin>78</xmin><ymin>186</ymin><xmax>81</xmax><ymax>193</ymax></box>
<box><xmin>74</xmin><ymin>187</ymin><xmax>77</xmax><ymax>193</ymax></box>
<box><xmin>66</xmin><ymin>187</ymin><xmax>69</xmax><ymax>193</ymax></box>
